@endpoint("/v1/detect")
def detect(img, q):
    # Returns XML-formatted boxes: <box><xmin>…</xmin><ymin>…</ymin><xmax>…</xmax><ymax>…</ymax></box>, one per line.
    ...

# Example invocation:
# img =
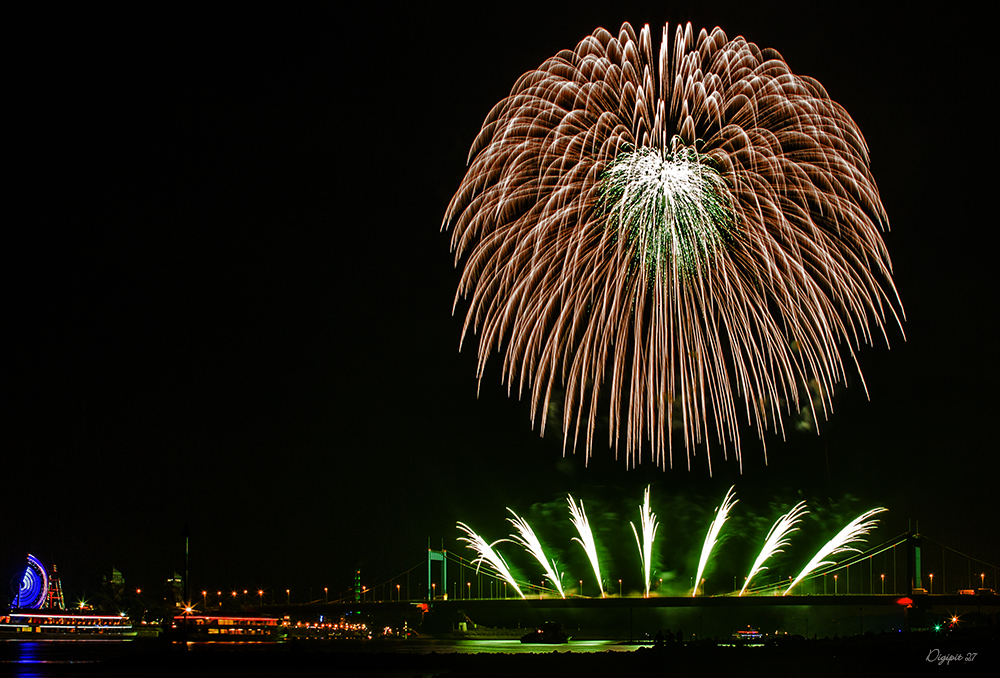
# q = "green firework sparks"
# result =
<box><xmin>598</xmin><ymin>142</ymin><xmax>736</xmax><ymax>280</ymax></box>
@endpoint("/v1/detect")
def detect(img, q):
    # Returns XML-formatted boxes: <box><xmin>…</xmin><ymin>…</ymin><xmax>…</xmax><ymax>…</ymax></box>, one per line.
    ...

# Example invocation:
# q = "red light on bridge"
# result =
<box><xmin>896</xmin><ymin>597</ymin><xmax>913</xmax><ymax>607</ymax></box>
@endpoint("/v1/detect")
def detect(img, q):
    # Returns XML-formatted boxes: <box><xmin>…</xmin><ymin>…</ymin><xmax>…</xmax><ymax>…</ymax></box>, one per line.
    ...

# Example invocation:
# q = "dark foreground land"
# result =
<box><xmin>6</xmin><ymin>627</ymin><xmax>992</xmax><ymax>678</ymax></box>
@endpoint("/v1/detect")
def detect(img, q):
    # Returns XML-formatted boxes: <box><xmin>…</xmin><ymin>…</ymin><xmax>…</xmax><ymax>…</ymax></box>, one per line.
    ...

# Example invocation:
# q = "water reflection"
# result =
<box><xmin>360</xmin><ymin>638</ymin><xmax>643</xmax><ymax>654</ymax></box>
<box><xmin>0</xmin><ymin>637</ymin><xmax>645</xmax><ymax>677</ymax></box>
<box><xmin>3</xmin><ymin>641</ymin><xmax>54</xmax><ymax>678</ymax></box>
<box><xmin>0</xmin><ymin>640</ymin><xmax>101</xmax><ymax>678</ymax></box>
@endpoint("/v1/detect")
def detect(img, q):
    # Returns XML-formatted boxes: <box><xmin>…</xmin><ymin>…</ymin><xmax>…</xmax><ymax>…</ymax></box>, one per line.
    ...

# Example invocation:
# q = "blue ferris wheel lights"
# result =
<box><xmin>18</xmin><ymin>554</ymin><xmax>50</xmax><ymax>609</ymax></box>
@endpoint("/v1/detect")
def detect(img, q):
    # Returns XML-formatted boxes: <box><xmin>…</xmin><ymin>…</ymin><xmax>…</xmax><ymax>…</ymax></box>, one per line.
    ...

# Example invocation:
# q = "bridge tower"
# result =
<box><xmin>907</xmin><ymin>523</ymin><xmax>923</xmax><ymax>593</ymax></box>
<box><xmin>427</xmin><ymin>548</ymin><xmax>447</xmax><ymax>600</ymax></box>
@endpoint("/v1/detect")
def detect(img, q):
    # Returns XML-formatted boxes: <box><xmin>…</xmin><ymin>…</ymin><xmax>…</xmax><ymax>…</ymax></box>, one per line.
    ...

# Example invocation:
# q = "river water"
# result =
<box><xmin>0</xmin><ymin>638</ymin><xmax>648</xmax><ymax>677</ymax></box>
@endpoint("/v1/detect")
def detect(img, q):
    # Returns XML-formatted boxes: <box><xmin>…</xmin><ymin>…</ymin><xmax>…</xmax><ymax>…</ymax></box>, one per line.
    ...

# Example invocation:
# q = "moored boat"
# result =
<box><xmin>0</xmin><ymin>610</ymin><xmax>133</xmax><ymax>639</ymax></box>
<box><xmin>169</xmin><ymin>614</ymin><xmax>284</xmax><ymax>641</ymax></box>
<box><xmin>520</xmin><ymin>621</ymin><xmax>571</xmax><ymax>643</ymax></box>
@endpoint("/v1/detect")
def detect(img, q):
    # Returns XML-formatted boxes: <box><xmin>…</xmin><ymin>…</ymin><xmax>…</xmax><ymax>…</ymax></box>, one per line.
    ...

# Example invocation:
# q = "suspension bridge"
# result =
<box><xmin>255</xmin><ymin>531</ymin><xmax>997</xmax><ymax>639</ymax></box>
<box><xmin>329</xmin><ymin>531</ymin><xmax>996</xmax><ymax>603</ymax></box>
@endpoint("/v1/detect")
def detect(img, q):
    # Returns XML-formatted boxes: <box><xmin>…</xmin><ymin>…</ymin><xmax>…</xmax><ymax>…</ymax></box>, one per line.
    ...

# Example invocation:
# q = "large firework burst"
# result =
<box><xmin>443</xmin><ymin>23</ymin><xmax>902</xmax><ymax>471</ymax></box>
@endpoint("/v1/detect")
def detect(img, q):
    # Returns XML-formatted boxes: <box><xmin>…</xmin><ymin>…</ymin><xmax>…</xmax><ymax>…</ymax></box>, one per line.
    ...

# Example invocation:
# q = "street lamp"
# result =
<box><xmin>619</xmin><ymin>579</ymin><xmax>622</xmax><ymax>597</ymax></box>
<box><xmin>258</xmin><ymin>589</ymin><xmax>264</xmax><ymax>606</ymax></box>
<box><xmin>467</xmin><ymin>582</ymin><xmax>471</xmax><ymax>599</ymax></box>
<box><xmin>881</xmin><ymin>574</ymin><xmax>885</xmax><ymax>594</ymax></box>
<box><xmin>579</xmin><ymin>580</ymin><xmax>583</xmax><ymax>598</ymax></box>
<box><xmin>396</xmin><ymin>584</ymin><xmax>400</xmax><ymax>601</ymax></box>
<box><xmin>929</xmin><ymin>573</ymin><xmax>934</xmax><ymax>594</ymax></box>
<box><xmin>324</xmin><ymin>587</ymin><xmax>328</xmax><ymax>604</ymax></box>
<box><xmin>981</xmin><ymin>573</ymin><xmax>985</xmax><ymax>590</ymax></box>
<box><xmin>834</xmin><ymin>575</ymin><xmax>838</xmax><ymax>594</ymax></box>
<box><xmin>286</xmin><ymin>589</ymin><xmax>290</xmax><ymax>605</ymax></box>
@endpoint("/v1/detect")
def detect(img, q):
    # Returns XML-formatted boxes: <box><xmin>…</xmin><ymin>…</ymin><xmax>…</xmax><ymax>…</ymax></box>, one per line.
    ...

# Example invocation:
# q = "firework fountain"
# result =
<box><xmin>740</xmin><ymin>501</ymin><xmax>809</xmax><ymax>596</ymax></box>
<box><xmin>630</xmin><ymin>485</ymin><xmax>658</xmax><ymax>597</ymax></box>
<box><xmin>568</xmin><ymin>494</ymin><xmax>605</xmax><ymax>597</ymax></box>
<box><xmin>456</xmin><ymin>522</ymin><xmax>525</xmax><ymax>599</ymax></box>
<box><xmin>458</xmin><ymin>490</ymin><xmax>885</xmax><ymax>600</ymax></box>
<box><xmin>507</xmin><ymin>508</ymin><xmax>566</xmax><ymax>598</ymax></box>
<box><xmin>784</xmin><ymin>508</ymin><xmax>887</xmax><ymax>595</ymax></box>
<box><xmin>692</xmin><ymin>486</ymin><xmax>738</xmax><ymax>596</ymax></box>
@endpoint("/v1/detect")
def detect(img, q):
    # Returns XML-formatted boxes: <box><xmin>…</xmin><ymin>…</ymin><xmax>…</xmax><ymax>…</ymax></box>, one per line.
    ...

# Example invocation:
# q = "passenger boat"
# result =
<box><xmin>169</xmin><ymin>614</ymin><xmax>284</xmax><ymax>641</ymax></box>
<box><xmin>520</xmin><ymin>621</ymin><xmax>571</xmax><ymax>643</ymax></box>
<box><xmin>0</xmin><ymin>610</ymin><xmax>133</xmax><ymax>639</ymax></box>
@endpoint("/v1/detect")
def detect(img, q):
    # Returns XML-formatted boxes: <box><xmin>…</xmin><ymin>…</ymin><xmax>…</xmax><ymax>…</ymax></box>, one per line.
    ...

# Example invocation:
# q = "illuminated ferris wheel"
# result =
<box><xmin>15</xmin><ymin>554</ymin><xmax>49</xmax><ymax>610</ymax></box>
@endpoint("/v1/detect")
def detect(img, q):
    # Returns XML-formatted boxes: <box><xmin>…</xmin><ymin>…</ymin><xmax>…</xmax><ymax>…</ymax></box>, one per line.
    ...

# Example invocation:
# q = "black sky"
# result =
<box><xmin>5</xmin><ymin>2</ymin><xmax>997</xmax><ymax>604</ymax></box>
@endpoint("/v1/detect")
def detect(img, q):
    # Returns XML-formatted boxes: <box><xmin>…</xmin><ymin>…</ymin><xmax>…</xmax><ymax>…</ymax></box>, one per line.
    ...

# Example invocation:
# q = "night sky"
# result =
<box><xmin>6</xmin><ymin>2</ymin><xmax>996</xmax><ymax>606</ymax></box>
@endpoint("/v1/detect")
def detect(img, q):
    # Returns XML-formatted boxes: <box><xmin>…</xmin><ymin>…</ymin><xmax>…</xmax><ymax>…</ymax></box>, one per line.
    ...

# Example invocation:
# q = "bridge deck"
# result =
<box><xmin>269</xmin><ymin>593</ymin><xmax>999</xmax><ymax>614</ymax></box>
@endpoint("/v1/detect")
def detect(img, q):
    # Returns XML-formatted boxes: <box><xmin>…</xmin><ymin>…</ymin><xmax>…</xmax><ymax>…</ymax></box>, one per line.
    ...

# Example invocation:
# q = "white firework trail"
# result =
<box><xmin>507</xmin><ymin>508</ymin><xmax>565</xmax><ymax>598</ymax></box>
<box><xmin>692</xmin><ymin>486</ymin><xmax>738</xmax><ymax>597</ymax></box>
<box><xmin>456</xmin><ymin>522</ymin><xmax>525</xmax><ymax>599</ymax></box>
<box><xmin>630</xmin><ymin>486</ymin><xmax>659</xmax><ymax>597</ymax></box>
<box><xmin>568</xmin><ymin>494</ymin><xmax>604</xmax><ymax>597</ymax></box>
<box><xmin>784</xmin><ymin>508</ymin><xmax>886</xmax><ymax>595</ymax></box>
<box><xmin>740</xmin><ymin>501</ymin><xmax>808</xmax><ymax>596</ymax></box>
